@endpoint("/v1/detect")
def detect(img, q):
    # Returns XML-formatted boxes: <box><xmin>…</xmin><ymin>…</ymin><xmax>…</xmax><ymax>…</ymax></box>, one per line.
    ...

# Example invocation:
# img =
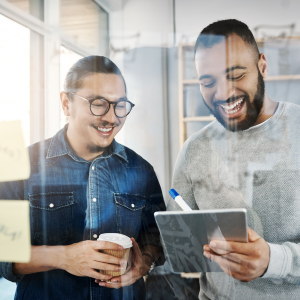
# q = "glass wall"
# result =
<box><xmin>0</xmin><ymin>14</ymin><xmax>30</xmax><ymax>146</ymax></box>
<box><xmin>2</xmin><ymin>1</ymin><xmax>300</xmax><ymax>300</ymax></box>
<box><xmin>0</xmin><ymin>0</ymin><xmax>109</xmax><ymax>297</ymax></box>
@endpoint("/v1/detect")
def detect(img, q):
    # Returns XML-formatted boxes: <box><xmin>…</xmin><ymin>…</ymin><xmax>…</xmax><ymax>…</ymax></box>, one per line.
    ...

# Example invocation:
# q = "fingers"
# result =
<box><xmin>204</xmin><ymin>245</ymin><xmax>265</xmax><ymax>281</ymax></box>
<box><xmin>130</xmin><ymin>238</ymin><xmax>143</xmax><ymax>265</ymax></box>
<box><xmin>247</xmin><ymin>227</ymin><xmax>261</xmax><ymax>242</ymax></box>
<box><xmin>131</xmin><ymin>238</ymin><xmax>141</xmax><ymax>256</ymax></box>
<box><xmin>90</xmin><ymin>269</ymin><xmax>112</xmax><ymax>282</ymax></box>
<box><xmin>93</xmin><ymin>240</ymin><xmax>124</xmax><ymax>251</ymax></box>
<box><xmin>204</xmin><ymin>250</ymin><xmax>238</xmax><ymax>274</ymax></box>
<box><xmin>94</xmin><ymin>252</ymin><xmax>125</xmax><ymax>265</ymax></box>
<box><xmin>205</xmin><ymin>228</ymin><xmax>262</xmax><ymax>257</ymax></box>
<box><xmin>131</xmin><ymin>238</ymin><xmax>139</xmax><ymax>251</ymax></box>
<box><xmin>208</xmin><ymin>239</ymin><xmax>253</xmax><ymax>256</ymax></box>
<box><xmin>207</xmin><ymin>240</ymin><xmax>233</xmax><ymax>255</ymax></box>
<box><xmin>98</xmin><ymin>269</ymin><xmax>139</xmax><ymax>288</ymax></box>
<box><xmin>96</xmin><ymin>238</ymin><xmax>143</xmax><ymax>289</ymax></box>
<box><xmin>92</xmin><ymin>262</ymin><xmax>124</xmax><ymax>273</ymax></box>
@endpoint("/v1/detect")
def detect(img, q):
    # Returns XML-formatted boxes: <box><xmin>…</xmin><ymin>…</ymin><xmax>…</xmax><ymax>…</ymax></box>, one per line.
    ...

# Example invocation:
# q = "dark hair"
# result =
<box><xmin>194</xmin><ymin>19</ymin><xmax>259</xmax><ymax>60</ymax></box>
<box><xmin>64</xmin><ymin>55</ymin><xmax>127</xmax><ymax>97</ymax></box>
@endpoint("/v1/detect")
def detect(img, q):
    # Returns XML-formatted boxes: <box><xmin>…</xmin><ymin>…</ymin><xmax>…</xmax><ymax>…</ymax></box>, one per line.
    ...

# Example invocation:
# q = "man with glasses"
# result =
<box><xmin>0</xmin><ymin>56</ymin><xmax>165</xmax><ymax>300</ymax></box>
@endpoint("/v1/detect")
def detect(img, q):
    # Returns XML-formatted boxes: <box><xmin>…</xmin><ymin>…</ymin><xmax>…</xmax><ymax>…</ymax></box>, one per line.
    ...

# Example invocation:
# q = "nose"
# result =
<box><xmin>214</xmin><ymin>78</ymin><xmax>235</xmax><ymax>100</ymax></box>
<box><xmin>100</xmin><ymin>104</ymin><xmax>119</xmax><ymax>124</ymax></box>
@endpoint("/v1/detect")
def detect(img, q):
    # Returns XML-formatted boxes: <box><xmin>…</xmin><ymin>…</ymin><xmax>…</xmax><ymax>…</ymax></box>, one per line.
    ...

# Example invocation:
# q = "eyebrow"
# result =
<box><xmin>225</xmin><ymin>65</ymin><xmax>247</xmax><ymax>73</ymax></box>
<box><xmin>199</xmin><ymin>74</ymin><xmax>214</xmax><ymax>81</ymax></box>
<box><xmin>198</xmin><ymin>65</ymin><xmax>247</xmax><ymax>81</ymax></box>
<box><xmin>84</xmin><ymin>94</ymin><xmax>105</xmax><ymax>101</ymax></box>
<box><xmin>85</xmin><ymin>94</ymin><xmax>127</xmax><ymax>102</ymax></box>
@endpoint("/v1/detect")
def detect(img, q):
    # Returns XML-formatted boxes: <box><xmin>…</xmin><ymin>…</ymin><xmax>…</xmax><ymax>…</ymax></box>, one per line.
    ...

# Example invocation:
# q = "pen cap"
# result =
<box><xmin>169</xmin><ymin>189</ymin><xmax>179</xmax><ymax>199</ymax></box>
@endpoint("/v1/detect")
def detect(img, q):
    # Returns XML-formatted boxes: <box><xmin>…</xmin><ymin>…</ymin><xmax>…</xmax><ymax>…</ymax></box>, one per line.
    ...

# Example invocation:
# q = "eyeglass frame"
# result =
<box><xmin>68</xmin><ymin>92</ymin><xmax>135</xmax><ymax>118</ymax></box>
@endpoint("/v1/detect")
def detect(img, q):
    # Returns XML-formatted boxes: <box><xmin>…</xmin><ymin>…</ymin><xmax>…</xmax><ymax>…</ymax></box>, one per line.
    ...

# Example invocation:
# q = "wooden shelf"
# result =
<box><xmin>181</xmin><ymin>272</ymin><xmax>201</xmax><ymax>278</ymax></box>
<box><xmin>184</xmin><ymin>116</ymin><xmax>215</xmax><ymax>122</ymax></box>
<box><xmin>183</xmin><ymin>79</ymin><xmax>198</xmax><ymax>84</ymax></box>
<box><xmin>180</xmin><ymin>43</ymin><xmax>195</xmax><ymax>48</ymax></box>
<box><xmin>265</xmin><ymin>74</ymin><xmax>300</xmax><ymax>81</ymax></box>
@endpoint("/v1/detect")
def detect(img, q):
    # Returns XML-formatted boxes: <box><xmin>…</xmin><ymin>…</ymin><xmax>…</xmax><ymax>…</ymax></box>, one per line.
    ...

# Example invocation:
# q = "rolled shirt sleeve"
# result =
<box><xmin>0</xmin><ymin>262</ymin><xmax>24</xmax><ymax>283</ymax></box>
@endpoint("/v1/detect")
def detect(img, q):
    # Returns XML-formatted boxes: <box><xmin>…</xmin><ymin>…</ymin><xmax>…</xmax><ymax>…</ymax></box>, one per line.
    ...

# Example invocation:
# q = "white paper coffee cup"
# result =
<box><xmin>97</xmin><ymin>233</ymin><xmax>133</xmax><ymax>276</ymax></box>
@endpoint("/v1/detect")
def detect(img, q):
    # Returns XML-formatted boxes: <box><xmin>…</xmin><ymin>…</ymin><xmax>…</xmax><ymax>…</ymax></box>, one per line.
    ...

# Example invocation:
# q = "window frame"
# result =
<box><xmin>0</xmin><ymin>0</ymin><xmax>109</xmax><ymax>144</ymax></box>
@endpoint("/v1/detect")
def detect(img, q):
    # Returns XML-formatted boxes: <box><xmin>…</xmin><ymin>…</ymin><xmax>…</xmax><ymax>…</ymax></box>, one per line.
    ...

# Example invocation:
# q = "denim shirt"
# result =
<box><xmin>0</xmin><ymin>125</ymin><xmax>166</xmax><ymax>300</ymax></box>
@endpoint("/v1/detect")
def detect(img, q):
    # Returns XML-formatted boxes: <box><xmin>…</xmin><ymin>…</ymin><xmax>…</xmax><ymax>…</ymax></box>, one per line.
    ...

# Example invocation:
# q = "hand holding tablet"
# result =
<box><xmin>155</xmin><ymin>189</ymin><xmax>248</xmax><ymax>273</ymax></box>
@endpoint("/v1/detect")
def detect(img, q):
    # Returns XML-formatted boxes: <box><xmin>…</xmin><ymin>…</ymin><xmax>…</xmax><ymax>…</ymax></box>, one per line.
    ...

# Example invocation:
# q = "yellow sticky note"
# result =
<box><xmin>0</xmin><ymin>120</ymin><xmax>30</xmax><ymax>182</ymax></box>
<box><xmin>0</xmin><ymin>200</ymin><xmax>31</xmax><ymax>262</ymax></box>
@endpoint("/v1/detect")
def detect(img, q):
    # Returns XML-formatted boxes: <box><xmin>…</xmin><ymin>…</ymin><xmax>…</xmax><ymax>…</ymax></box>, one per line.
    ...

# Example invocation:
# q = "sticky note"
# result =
<box><xmin>0</xmin><ymin>120</ymin><xmax>30</xmax><ymax>182</ymax></box>
<box><xmin>0</xmin><ymin>200</ymin><xmax>31</xmax><ymax>262</ymax></box>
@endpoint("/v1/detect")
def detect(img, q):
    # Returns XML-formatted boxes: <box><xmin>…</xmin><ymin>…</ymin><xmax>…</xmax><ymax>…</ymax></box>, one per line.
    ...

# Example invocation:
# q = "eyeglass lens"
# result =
<box><xmin>90</xmin><ymin>99</ymin><xmax>132</xmax><ymax>117</ymax></box>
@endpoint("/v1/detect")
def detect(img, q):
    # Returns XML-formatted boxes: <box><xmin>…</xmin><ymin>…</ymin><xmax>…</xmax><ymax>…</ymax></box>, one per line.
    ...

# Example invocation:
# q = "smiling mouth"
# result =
<box><xmin>97</xmin><ymin>127</ymin><xmax>113</xmax><ymax>133</ymax></box>
<box><xmin>219</xmin><ymin>97</ymin><xmax>244</xmax><ymax>115</ymax></box>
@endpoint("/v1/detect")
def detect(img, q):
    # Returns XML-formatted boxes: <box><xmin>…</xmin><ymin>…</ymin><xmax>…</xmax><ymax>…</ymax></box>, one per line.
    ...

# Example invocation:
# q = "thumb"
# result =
<box><xmin>248</xmin><ymin>227</ymin><xmax>261</xmax><ymax>242</ymax></box>
<box><xmin>131</xmin><ymin>238</ymin><xmax>141</xmax><ymax>256</ymax></box>
<box><xmin>131</xmin><ymin>238</ymin><xmax>139</xmax><ymax>251</ymax></box>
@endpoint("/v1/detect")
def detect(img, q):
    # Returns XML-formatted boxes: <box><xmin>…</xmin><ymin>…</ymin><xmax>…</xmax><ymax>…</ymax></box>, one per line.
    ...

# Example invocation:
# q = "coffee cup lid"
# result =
<box><xmin>97</xmin><ymin>233</ymin><xmax>133</xmax><ymax>248</ymax></box>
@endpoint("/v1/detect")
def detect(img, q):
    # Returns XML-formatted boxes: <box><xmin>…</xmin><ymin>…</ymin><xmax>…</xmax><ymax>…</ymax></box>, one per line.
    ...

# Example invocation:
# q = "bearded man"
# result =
<box><xmin>167</xmin><ymin>19</ymin><xmax>300</xmax><ymax>299</ymax></box>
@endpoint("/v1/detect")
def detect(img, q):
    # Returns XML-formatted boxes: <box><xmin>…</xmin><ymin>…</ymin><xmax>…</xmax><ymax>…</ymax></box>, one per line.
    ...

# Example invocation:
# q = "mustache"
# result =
<box><xmin>90</xmin><ymin>122</ymin><xmax>119</xmax><ymax>128</ymax></box>
<box><xmin>214</xmin><ymin>95</ymin><xmax>246</xmax><ymax>106</ymax></box>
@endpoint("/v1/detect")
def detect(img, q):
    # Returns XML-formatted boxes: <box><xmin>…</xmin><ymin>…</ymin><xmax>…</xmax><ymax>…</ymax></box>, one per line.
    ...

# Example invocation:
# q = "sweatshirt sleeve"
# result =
<box><xmin>262</xmin><ymin>242</ymin><xmax>299</xmax><ymax>282</ymax></box>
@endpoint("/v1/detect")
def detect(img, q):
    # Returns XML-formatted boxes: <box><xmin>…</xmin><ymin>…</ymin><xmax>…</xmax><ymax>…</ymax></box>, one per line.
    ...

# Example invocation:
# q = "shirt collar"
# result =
<box><xmin>46</xmin><ymin>124</ymin><xmax>128</xmax><ymax>163</ymax></box>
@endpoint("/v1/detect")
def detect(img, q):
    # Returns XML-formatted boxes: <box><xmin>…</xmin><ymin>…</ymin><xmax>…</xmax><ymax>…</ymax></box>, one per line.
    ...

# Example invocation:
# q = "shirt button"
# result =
<box><xmin>92</xmin><ymin>166</ymin><xmax>95</xmax><ymax>170</ymax></box>
<box><xmin>131</xmin><ymin>204</ymin><xmax>135</xmax><ymax>208</ymax></box>
<box><xmin>49</xmin><ymin>203</ymin><xmax>54</xmax><ymax>208</ymax></box>
<box><xmin>93</xmin><ymin>198</ymin><xmax>97</xmax><ymax>202</ymax></box>
<box><xmin>93</xmin><ymin>234</ymin><xmax>98</xmax><ymax>239</ymax></box>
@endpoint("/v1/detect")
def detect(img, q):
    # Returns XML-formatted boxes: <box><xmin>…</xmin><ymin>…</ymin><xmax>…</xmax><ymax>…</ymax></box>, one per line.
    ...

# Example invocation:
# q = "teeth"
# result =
<box><xmin>97</xmin><ymin>127</ymin><xmax>113</xmax><ymax>132</ymax></box>
<box><xmin>221</xmin><ymin>98</ymin><xmax>244</xmax><ymax>114</ymax></box>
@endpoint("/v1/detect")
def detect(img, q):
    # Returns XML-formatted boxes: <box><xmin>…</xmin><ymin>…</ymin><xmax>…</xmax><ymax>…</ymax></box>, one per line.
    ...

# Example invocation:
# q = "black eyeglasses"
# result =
<box><xmin>70</xmin><ymin>92</ymin><xmax>135</xmax><ymax>118</ymax></box>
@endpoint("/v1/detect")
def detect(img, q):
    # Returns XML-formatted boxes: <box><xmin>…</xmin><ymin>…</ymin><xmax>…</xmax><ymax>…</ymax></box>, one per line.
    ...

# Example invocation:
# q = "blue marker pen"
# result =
<box><xmin>169</xmin><ymin>189</ymin><xmax>192</xmax><ymax>211</ymax></box>
<box><xmin>169</xmin><ymin>189</ymin><xmax>212</xmax><ymax>262</ymax></box>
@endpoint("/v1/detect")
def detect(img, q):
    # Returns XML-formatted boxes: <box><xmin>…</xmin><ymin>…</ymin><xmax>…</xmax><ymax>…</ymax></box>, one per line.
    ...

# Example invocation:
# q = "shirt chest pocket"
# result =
<box><xmin>114</xmin><ymin>193</ymin><xmax>147</xmax><ymax>239</ymax></box>
<box><xmin>29</xmin><ymin>192</ymin><xmax>74</xmax><ymax>245</ymax></box>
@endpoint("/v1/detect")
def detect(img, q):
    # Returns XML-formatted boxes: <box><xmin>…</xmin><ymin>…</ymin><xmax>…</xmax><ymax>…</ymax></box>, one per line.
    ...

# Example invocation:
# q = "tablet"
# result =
<box><xmin>154</xmin><ymin>209</ymin><xmax>248</xmax><ymax>273</ymax></box>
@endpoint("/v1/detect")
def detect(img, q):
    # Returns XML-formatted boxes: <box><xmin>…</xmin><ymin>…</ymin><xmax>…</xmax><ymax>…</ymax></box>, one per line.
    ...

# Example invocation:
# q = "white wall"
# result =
<box><xmin>109</xmin><ymin>0</ymin><xmax>174</xmax><ymax>199</ymax></box>
<box><xmin>175</xmin><ymin>0</ymin><xmax>300</xmax><ymax>43</ymax></box>
<box><xmin>110</xmin><ymin>0</ymin><xmax>173</xmax><ymax>49</ymax></box>
<box><xmin>110</xmin><ymin>0</ymin><xmax>300</xmax><ymax>48</ymax></box>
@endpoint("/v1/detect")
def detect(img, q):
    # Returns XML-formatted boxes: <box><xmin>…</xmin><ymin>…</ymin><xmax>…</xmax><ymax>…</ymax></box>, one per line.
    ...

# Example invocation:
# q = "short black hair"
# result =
<box><xmin>64</xmin><ymin>55</ymin><xmax>127</xmax><ymax>98</ymax></box>
<box><xmin>194</xmin><ymin>19</ymin><xmax>259</xmax><ymax>60</ymax></box>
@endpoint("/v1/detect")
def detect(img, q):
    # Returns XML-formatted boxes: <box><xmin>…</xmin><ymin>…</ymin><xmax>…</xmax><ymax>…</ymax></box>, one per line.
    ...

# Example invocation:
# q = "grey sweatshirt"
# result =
<box><xmin>167</xmin><ymin>101</ymin><xmax>300</xmax><ymax>299</ymax></box>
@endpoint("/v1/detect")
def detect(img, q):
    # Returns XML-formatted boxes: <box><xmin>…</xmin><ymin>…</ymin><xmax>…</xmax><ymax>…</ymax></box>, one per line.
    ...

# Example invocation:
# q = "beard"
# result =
<box><xmin>86</xmin><ymin>144</ymin><xmax>107</xmax><ymax>154</ymax></box>
<box><xmin>87</xmin><ymin>121</ymin><xmax>118</xmax><ymax>154</ymax></box>
<box><xmin>203</xmin><ymin>69</ymin><xmax>265</xmax><ymax>132</ymax></box>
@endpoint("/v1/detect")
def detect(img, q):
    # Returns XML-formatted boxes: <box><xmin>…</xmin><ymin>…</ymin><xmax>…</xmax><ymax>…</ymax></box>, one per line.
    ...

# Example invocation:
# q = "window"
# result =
<box><xmin>6</xmin><ymin>0</ymin><xmax>44</xmax><ymax>20</ymax></box>
<box><xmin>0</xmin><ymin>14</ymin><xmax>30</xmax><ymax>146</ymax></box>
<box><xmin>60</xmin><ymin>0</ymin><xmax>108</xmax><ymax>55</ymax></box>
<box><xmin>60</xmin><ymin>46</ymin><xmax>83</xmax><ymax>128</ymax></box>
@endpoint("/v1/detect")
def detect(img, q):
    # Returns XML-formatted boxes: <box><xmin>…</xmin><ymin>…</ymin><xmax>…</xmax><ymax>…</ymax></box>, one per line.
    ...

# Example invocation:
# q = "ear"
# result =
<box><xmin>60</xmin><ymin>92</ymin><xmax>71</xmax><ymax>116</ymax></box>
<box><xmin>258</xmin><ymin>53</ymin><xmax>268</xmax><ymax>79</ymax></box>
